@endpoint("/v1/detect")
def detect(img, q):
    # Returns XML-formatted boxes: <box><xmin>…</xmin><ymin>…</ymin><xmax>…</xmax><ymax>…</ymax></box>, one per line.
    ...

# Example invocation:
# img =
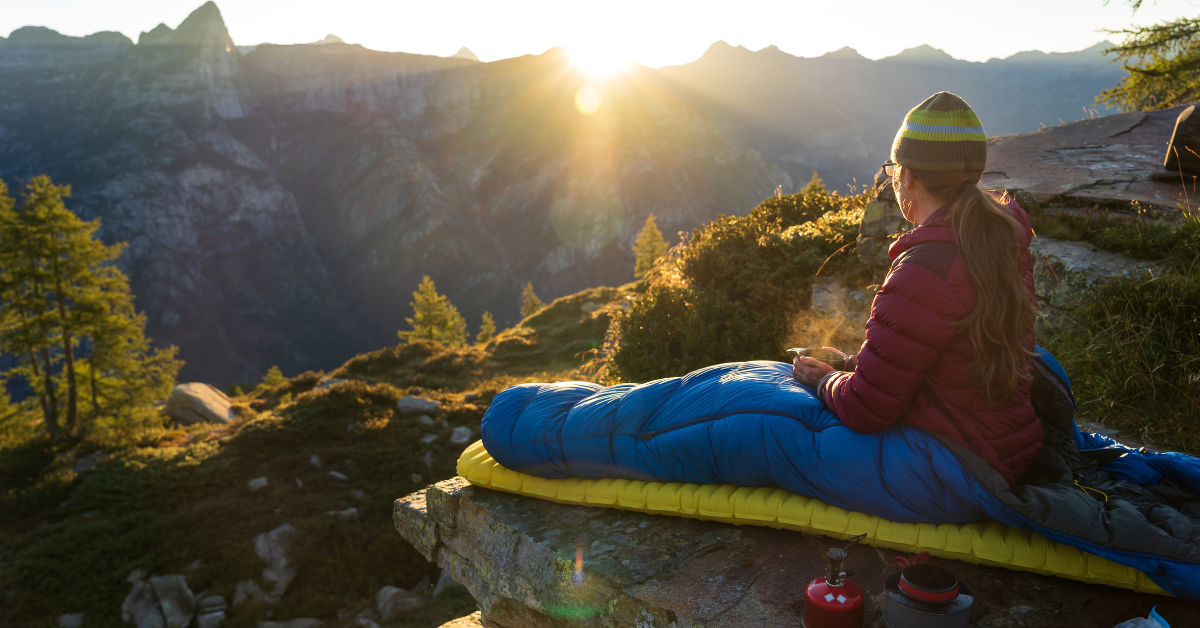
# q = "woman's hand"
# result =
<box><xmin>793</xmin><ymin>355</ymin><xmax>834</xmax><ymax>387</ymax></box>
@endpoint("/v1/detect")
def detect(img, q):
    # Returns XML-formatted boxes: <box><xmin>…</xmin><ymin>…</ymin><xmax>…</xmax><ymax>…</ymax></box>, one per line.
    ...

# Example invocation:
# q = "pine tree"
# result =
<box><xmin>476</xmin><ymin>311</ymin><xmax>496</xmax><ymax>345</ymax></box>
<box><xmin>801</xmin><ymin>171</ymin><xmax>827</xmax><ymax>195</ymax></box>
<box><xmin>520</xmin><ymin>281</ymin><xmax>544</xmax><ymax>318</ymax></box>
<box><xmin>1098</xmin><ymin>2</ymin><xmax>1200</xmax><ymax>112</ymax></box>
<box><xmin>261</xmin><ymin>365</ymin><xmax>287</xmax><ymax>387</ymax></box>
<box><xmin>76</xmin><ymin>263</ymin><xmax>178</xmax><ymax>422</ymax></box>
<box><xmin>398</xmin><ymin>275</ymin><xmax>468</xmax><ymax>347</ymax></box>
<box><xmin>0</xmin><ymin>180</ymin><xmax>57</xmax><ymax>438</ymax></box>
<box><xmin>632</xmin><ymin>214</ymin><xmax>669</xmax><ymax>279</ymax></box>
<box><xmin>0</xmin><ymin>176</ymin><xmax>180</xmax><ymax>439</ymax></box>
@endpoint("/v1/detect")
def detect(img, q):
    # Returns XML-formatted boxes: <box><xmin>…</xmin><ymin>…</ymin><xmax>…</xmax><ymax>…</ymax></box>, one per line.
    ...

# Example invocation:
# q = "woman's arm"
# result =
<box><xmin>818</xmin><ymin>247</ymin><xmax>966</xmax><ymax>432</ymax></box>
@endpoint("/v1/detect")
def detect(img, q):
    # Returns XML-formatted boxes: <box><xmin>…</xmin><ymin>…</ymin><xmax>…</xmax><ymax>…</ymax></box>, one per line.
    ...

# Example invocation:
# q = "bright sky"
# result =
<box><xmin>3</xmin><ymin>0</ymin><xmax>1199</xmax><ymax>66</ymax></box>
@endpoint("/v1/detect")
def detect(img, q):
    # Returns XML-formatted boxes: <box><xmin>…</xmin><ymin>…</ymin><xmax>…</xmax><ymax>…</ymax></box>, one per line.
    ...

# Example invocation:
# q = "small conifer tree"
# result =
<box><xmin>262</xmin><ymin>365</ymin><xmax>287</xmax><ymax>387</ymax></box>
<box><xmin>632</xmin><ymin>214</ymin><xmax>669</xmax><ymax>279</ymax></box>
<box><xmin>520</xmin><ymin>281</ymin><xmax>544</xmax><ymax>318</ymax></box>
<box><xmin>801</xmin><ymin>171</ymin><xmax>827</xmax><ymax>195</ymax></box>
<box><xmin>398</xmin><ymin>275</ymin><xmax>467</xmax><ymax>347</ymax></box>
<box><xmin>476</xmin><ymin>311</ymin><xmax>496</xmax><ymax>345</ymax></box>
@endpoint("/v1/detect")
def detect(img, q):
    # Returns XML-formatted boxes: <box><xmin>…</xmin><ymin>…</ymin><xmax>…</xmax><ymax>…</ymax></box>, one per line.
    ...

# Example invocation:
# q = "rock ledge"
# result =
<box><xmin>394</xmin><ymin>478</ymin><xmax>1198</xmax><ymax>627</ymax></box>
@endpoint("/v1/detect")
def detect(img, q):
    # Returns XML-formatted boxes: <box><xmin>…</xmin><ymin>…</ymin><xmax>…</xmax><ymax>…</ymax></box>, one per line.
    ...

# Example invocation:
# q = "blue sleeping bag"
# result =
<box><xmin>481</xmin><ymin>346</ymin><xmax>1200</xmax><ymax>598</ymax></box>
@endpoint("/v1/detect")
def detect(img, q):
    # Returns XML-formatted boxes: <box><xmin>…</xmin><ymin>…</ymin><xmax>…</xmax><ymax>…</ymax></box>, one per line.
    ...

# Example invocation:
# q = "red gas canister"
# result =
<box><xmin>802</xmin><ymin>534</ymin><xmax>866</xmax><ymax>628</ymax></box>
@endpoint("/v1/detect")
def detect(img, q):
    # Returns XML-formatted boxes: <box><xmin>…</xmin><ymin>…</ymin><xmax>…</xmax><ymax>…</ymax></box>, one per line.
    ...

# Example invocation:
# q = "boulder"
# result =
<box><xmin>394</xmin><ymin>477</ymin><xmax>1200</xmax><ymax>628</ymax></box>
<box><xmin>196</xmin><ymin>594</ymin><xmax>226</xmax><ymax>627</ymax></box>
<box><xmin>375</xmin><ymin>585</ymin><xmax>426</xmax><ymax>621</ymax></box>
<box><xmin>166</xmin><ymin>383</ymin><xmax>234</xmax><ymax>425</ymax></box>
<box><xmin>449</xmin><ymin>427</ymin><xmax>473</xmax><ymax>445</ymax></box>
<box><xmin>71</xmin><ymin>451</ymin><xmax>110</xmax><ymax>474</ymax></box>
<box><xmin>1164</xmin><ymin>105</ymin><xmax>1200</xmax><ymax>175</ymax></box>
<box><xmin>433</xmin><ymin>570</ymin><xmax>466</xmax><ymax>599</ymax></box>
<box><xmin>856</xmin><ymin>193</ymin><xmax>906</xmax><ymax>268</ymax></box>
<box><xmin>149</xmin><ymin>575</ymin><xmax>195</xmax><ymax>628</ymax></box>
<box><xmin>1031</xmin><ymin>237</ymin><xmax>1157</xmax><ymax>313</ymax></box>
<box><xmin>233</xmin><ymin>580</ymin><xmax>265</xmax><ymax>606</ymax></box>
<box><xmin>121</xmin><ymin>581</ymin><xmax>165</xmax><ymax>628</ymax></box>
<box><xmin>312</xmin><ymin>377</ymin><xmax>345</xmax><ymax>392</ymax></box>
<box><xmin>328</xmin><ymin>471</ymin><xmax>349</xmax><ymax>481</ymax></box>
<box><xmin>397</xmin><ymin>396</ymin><xmax>440</xmax><ymax>414</ymax></box>
<box><xmin>58</xmin><ymin>613</ymin><xmax>84</xmax><ymax>628</ymax></box>
<box><xmin>810</xmin><ymin>277</ymin><xmax>871</xmax><ymax>317</ymax></box>
<box><xmin>195</xmin><ymin>610</ymin><xmax>224</xmax><ymax>628</ymax></box>
<box><xmin>247</xmin><ymin>477</ymin><xmax>269</xmax><ymax>491</ymax></box>
<box><xmin>254</xmin><ymin>523</ymin><xmax>298</xmax><ymax>602</ymax></box>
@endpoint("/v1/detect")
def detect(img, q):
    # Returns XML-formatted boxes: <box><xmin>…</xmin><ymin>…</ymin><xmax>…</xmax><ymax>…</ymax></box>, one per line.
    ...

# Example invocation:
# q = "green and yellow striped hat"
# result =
<box><xmin>891</xmin><ymin>91</ymin><xmax>987</xmax><ymax>172</ymax></box>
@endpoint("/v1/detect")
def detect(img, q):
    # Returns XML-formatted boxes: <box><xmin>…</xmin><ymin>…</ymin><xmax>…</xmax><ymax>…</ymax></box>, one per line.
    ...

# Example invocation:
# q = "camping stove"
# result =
<box><xmin>802</xmin><ymin>537</ymin><xmax>865</xmax><ymax>628</ymax></box>
<box><xmin>883</xmin><ymin>553</ymin><xmax>974</xmax><ymax>628</ymax></box>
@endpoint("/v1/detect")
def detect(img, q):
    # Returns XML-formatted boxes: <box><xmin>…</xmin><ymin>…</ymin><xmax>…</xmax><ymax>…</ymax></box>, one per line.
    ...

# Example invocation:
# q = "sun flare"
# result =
<box><xmin>569</xmin><ymin>46</ymin><xmax>631</xmax><ymax>79</ymax></box>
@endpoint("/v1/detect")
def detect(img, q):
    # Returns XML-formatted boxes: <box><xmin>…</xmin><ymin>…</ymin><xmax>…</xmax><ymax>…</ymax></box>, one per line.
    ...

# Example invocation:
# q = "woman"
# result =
<box><xmin>792</xmin><ymin>91</ymin><xmax>1043</xmax><ymax>485</ymax></box>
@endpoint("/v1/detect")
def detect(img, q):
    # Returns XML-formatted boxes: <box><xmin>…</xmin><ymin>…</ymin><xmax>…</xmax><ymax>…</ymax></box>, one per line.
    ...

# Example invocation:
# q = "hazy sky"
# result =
<box><xmin>3</xmin><ymin>0</ymin><xmax>1199</xmax><ymax>66</ymax></box>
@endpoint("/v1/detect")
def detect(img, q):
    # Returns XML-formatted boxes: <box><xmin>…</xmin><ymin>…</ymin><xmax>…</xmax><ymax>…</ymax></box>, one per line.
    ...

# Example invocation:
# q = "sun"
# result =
<box><xmin>569</xmin><ymin>46</ymin><xmax>632</xmax><ymax>79</ymax></box>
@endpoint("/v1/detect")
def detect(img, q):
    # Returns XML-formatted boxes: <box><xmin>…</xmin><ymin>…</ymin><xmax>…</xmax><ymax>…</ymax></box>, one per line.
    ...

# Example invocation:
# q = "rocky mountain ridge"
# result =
<box><xmin>0</xmin><ymin>1</ymin><xmax>1129</xmax><ymax>385</ymax></box>
<box><xmin>0</xmin><ymin>2</ymin><xmax>785</xmax><ymax>384</ymax></box>
<box><xmin>655</xmin><ymin>39</ymin><xmax>1125</xmax><ymax>188</ymax></box>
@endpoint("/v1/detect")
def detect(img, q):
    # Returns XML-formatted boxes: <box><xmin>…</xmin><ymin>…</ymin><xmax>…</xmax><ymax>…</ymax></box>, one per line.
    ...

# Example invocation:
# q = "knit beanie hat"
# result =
<box><xmin>890</xmin><ymin>92</ymin><xmax>987</xmax><ymax>171</ymax></box>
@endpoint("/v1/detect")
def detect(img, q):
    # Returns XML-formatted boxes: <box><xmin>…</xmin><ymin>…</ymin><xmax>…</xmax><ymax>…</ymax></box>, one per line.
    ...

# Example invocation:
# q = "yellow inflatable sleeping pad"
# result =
<box><xmin>457</xmin><ymin>440</ymin><xmax>1167</xmax><ymax>595</ymax></box>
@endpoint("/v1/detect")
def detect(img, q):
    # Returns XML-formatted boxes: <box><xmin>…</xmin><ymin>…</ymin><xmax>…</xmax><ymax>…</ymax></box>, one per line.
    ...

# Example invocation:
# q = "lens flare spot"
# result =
<box><xmin>575</xmin><ymin>85</ymin><xmax>601</xmax><ymax>115</ymax></box>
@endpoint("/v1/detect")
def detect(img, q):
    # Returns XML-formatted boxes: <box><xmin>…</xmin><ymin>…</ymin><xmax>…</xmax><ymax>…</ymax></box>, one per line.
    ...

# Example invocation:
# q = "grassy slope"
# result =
<box><xmin>0</xmin><ymin>284</ymin><xmax>637</xmax><ymax>628</ymax></box>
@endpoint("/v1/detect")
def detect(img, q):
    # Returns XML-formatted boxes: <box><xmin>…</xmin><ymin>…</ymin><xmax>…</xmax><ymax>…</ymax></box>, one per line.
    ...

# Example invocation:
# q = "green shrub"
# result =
<box><xmin>603</xmin><ymin>190</ymin><xmax>871</xmax><ymax>383</ymax></box>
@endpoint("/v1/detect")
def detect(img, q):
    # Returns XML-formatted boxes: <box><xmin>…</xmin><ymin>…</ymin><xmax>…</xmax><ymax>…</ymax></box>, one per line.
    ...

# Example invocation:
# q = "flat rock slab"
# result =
<box><xmin>395</xmin><ymin>478</ymin><xmax>1200</xmax><ymax>628</ymax></box>
<box><xmin>981</xmin><ymin>106</ymin><xmax>1193</xmax><ymax>211</ymax></box>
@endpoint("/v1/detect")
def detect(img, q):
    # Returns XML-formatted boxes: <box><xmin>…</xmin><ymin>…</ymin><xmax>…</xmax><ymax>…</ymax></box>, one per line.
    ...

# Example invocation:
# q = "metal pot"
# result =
<box><xmin>883</xmin><ymin>564</ymin><xmax>973</xmax><ymax>628</ymax></box>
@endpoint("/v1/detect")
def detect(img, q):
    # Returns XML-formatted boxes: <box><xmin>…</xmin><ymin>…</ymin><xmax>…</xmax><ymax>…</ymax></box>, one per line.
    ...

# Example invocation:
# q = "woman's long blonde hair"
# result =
<box><xmin>907</xmin><ymin>168</ymin><xmax>1036</xmax><ymax>403</ymax></box>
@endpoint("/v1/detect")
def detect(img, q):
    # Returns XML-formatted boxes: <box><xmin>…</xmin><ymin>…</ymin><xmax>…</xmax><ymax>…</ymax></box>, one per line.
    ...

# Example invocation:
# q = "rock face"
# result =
<box><xmin>395</xmin><ymin>477</ymin><xmax>1200</xmax><ymax>627</ymax></box>
<box><xmin>165</xmin><ymin>383</ymin><xmax>234</xmax><ymax>425</ymax></box>
<box><xmin>0</xmin><ymin>3</ymin><xmax>786</xmax><ymax>385</ymax></box>
<box><xmin>148</xmin><ymin>575</ymin><xmax>195</xmax><ymax>628</ymax></box>
<box><xmin>981</xmin><ymin>106</ymin><xmax>1193</xmax><ymax>211</ymax></box>
<box><xmin>856</xmin><ymin>171</ymin><xmax>906</xmax><ymax>269</ymax></box>
<box><xmin>1030</xmin><ymin>237</ymin><xmax>1157</xmax><ymax>312</ymax></box>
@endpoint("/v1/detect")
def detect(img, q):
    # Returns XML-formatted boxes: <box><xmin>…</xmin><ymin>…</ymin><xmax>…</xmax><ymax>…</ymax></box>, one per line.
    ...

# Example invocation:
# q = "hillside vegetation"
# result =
<box><xmin>601</xmin><ymin>189</ymin><xmax>872</xmax><ymax>382</ymax></box>
<box><xmin>0</xmin><ymin>284</ymin><xmax>634</xmax><ymax>628</ymax></box>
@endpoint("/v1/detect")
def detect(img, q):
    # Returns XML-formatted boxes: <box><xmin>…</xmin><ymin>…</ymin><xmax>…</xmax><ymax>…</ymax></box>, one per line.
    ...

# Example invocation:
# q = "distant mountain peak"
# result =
<box><xmin>138</xmin><ymin>23</ymin><xmax>174</xmax><ymax>46</ymax></box>
<box><xmin>821</xmin><ymin>46</ymin><xmax>866</xmax><ymax>60</ymax></box>
<box><xmin>170</xmin><ymin>1</ymin><xmax>235</xmax><ymax>48</ymax></box>
<box><xmin>310</xmin><ymin>34</ymin><xmax>345</xmax><ymax>45</ymax></box>
<box><xmin>892</xmin><ymin>44</ymin><xmax>955</xmax><ymax>62</ymax></box>
<box><xmin>452</xmin><ymin>47</ymin><xmax>480</xmax><ymax>61</ymax></box>
<box><xmin>7</xmin><ymin>25</ymin><xmax>132</xmax><ymax>47</ymax></box>
<box><xmin>703</xmin><ymin>40</ymin><xmax>750</xmax><ymax>58</ymax></box>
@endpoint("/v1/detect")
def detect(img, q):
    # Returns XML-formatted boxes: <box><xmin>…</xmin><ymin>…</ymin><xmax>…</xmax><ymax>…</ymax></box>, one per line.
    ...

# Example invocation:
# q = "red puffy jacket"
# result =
<box><xmin>818</xmin><ymin>195</ymin><xmax>1042</xmax><ymax>485</ymax></box>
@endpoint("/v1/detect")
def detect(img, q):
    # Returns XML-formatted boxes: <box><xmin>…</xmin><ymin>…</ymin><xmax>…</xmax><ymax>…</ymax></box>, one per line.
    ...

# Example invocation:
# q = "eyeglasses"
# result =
<box><xmin>882</xmin><ymin>161</ymin><xmax>899</xmax><ymax>178</ymax></box>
